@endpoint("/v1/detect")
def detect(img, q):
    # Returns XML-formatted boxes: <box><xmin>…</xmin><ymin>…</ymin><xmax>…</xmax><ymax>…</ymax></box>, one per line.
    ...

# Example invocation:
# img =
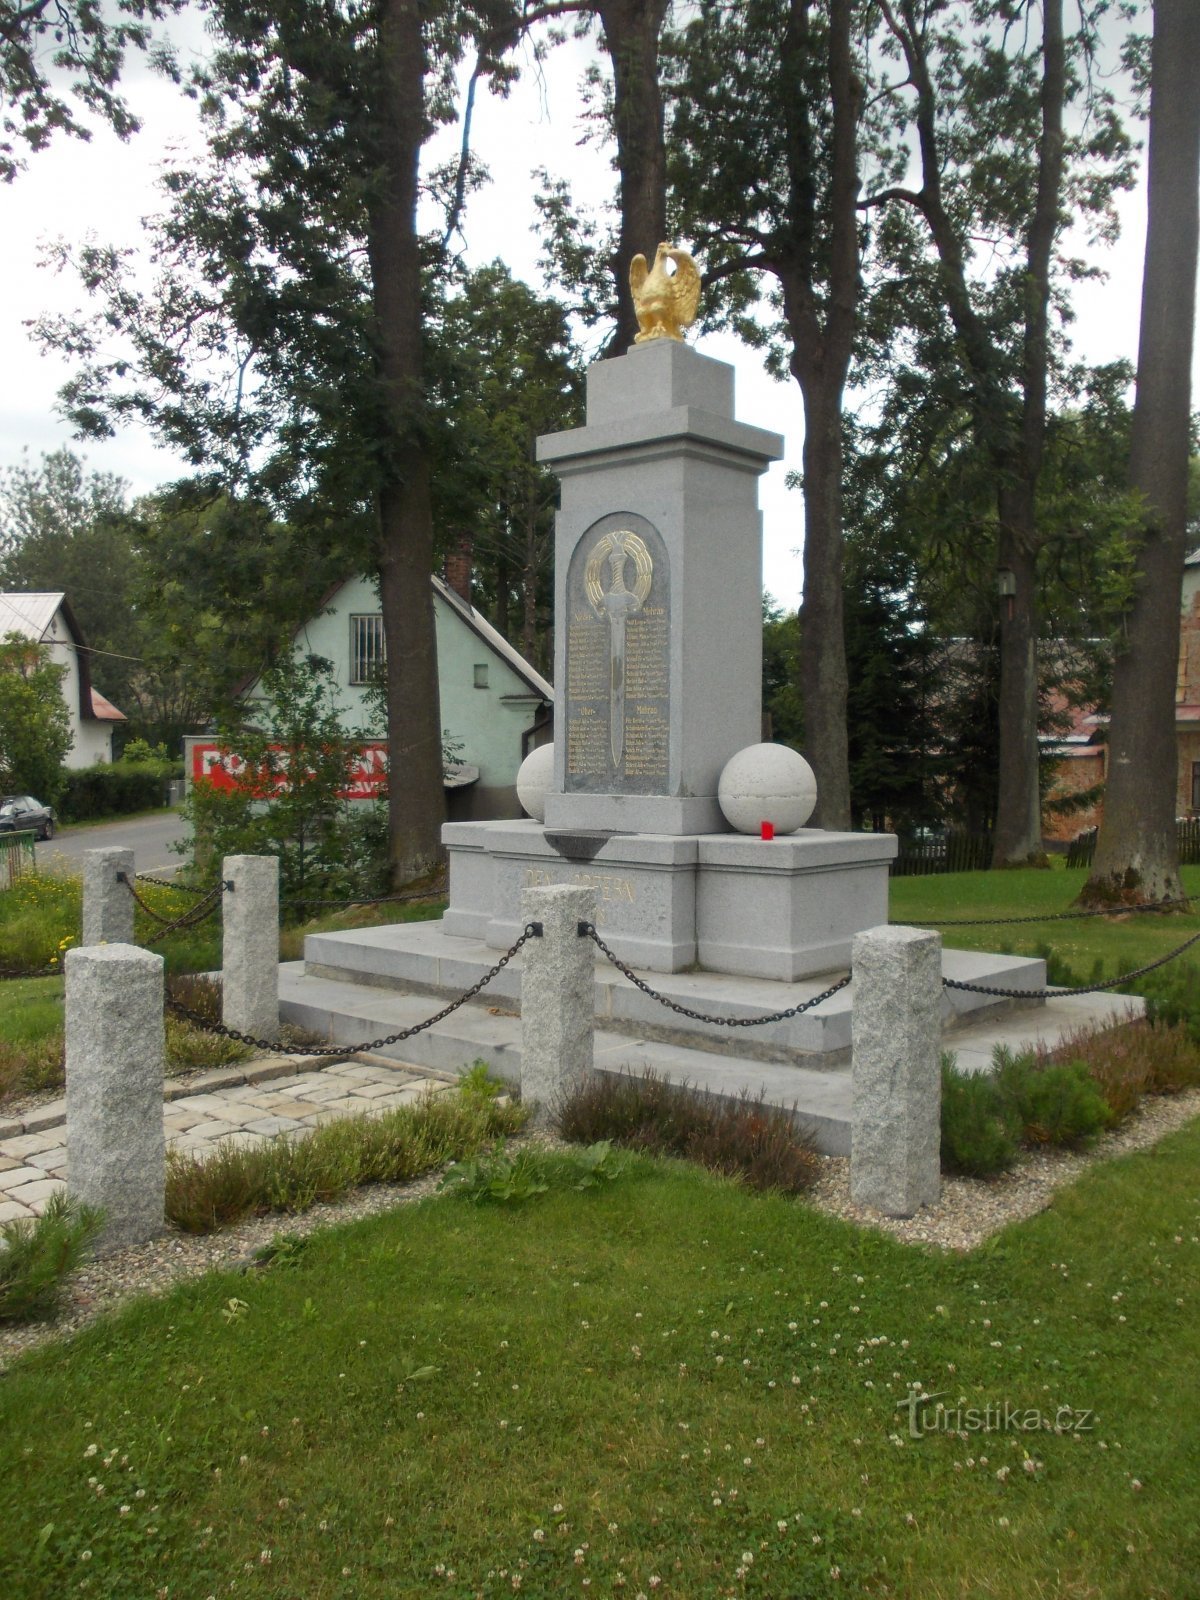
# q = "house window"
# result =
<box><xmin>1193</xmin><ymin>761</ymin><xmax>1200</xmax><ymax>814</ymax></box>
<box><xmin>350</xmin><ymin>615</ymin><xmax>386</xmax><ymax>685</ymax></box>
<box><xmin>473</xmin><ymin>663</ymin><xmax>489</xmax><ymax>689</ymax></box>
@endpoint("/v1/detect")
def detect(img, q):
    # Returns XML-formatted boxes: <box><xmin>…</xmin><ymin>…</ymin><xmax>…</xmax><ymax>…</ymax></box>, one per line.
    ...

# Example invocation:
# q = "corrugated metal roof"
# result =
<box><xmin>0</xmin><ymin>591</ymin><xmax>65</xmax><ymax>641</ymax></box>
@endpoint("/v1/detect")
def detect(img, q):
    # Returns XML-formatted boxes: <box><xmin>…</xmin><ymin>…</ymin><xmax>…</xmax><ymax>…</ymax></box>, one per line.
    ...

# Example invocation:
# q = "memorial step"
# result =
<box><xmin>300</xmin><ymin>919</ymin><xmax>1051</xmax><ymax>1065</ymax></box>
<box><xmin>277</xmin><ymin>961</ymin><xmax>1141</xmax><ymax>1157</ymax></box>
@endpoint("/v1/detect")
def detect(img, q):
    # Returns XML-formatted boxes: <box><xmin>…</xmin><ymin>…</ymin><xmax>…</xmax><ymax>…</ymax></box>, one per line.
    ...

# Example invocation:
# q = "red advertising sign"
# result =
<box><xmin>189</xmin><ymin>741</ymin><xmax>389</xmax><ymax>801</ymax></box>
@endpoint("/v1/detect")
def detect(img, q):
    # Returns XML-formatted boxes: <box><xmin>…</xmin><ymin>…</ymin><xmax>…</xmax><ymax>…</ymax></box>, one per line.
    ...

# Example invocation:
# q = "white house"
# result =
<box><xmin>192</xmin><ymin>571</ymin><xmax>553</xmax><ymax>820</ymax></box>
<box><xmin>0</xmin><ymin>592</ymin><xmax>126</xmax><ymax>768</ymax></box>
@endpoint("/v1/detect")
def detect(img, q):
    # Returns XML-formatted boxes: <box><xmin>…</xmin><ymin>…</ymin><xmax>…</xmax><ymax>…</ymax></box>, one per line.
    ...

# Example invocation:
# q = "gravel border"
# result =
<box><xmin>3</xmin><ymin>1091</ymin><xmax>1199</xmax><ymax>1372</ymax></box>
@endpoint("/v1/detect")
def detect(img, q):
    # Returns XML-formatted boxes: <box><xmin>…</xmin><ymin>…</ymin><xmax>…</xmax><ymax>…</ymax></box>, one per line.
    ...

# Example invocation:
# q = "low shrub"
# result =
<box><xmin>1138</xmin><ymin>960</ymin><xmax>1200</xmax><ymax>1045</ymax></box>
<box><xmin>0</xmin><ymin>1192</ymin><xmax>103</xmax><ymax>1323</ymax></box>
<box><xmin>165</xmin><ymin>1088</ymin><xmax>528</xmax><ymax>1233</ymax></box>
<box><xmin>439</xmin><ymin>1140</ymin><xmax>624</xmax><ymax>1205</ymax></box>
<box><xmin>553</xmin><ymin>1068</ymin><xmax>820</xmax><ymax>1194</ymax></box>
<box><xmin>940</xmin><ymin>1056</ymin><xmax>1020</xmax><ymax>1177</ymax></box>
<box><xmin>992</xmin><ymin>1046</ymin><xmax>1113</xmax><ymax>1147</ymax></box>
<box><xmin>0</xmin><ymin>1031</ymin><xmax>64</xmax><ymax>1106</ymax></box>
<box><xmin>1042</xmin><ymin>1016</ymin><xmax>1200</xmax><ymax>1114</ymax></box>
<box><xmin>59</xmin><ymin>759</ymin><xmax>181</xmax><ymax>824</ymax></box>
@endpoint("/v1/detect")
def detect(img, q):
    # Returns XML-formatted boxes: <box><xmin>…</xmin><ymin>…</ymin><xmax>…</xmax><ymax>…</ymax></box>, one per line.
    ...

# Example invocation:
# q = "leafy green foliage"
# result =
<box><xmin>58</xmin><ymin>757</ymin><xmax>179</xmax><ymax>823</ymax></box>
<box><xmin>0</xmin><ymin>635</ymin><xmax>71</xmax><ymax>800</ymax></box>
<box><xmin>0</xmin><ymin>0</ymin><xmax>181</xmax><ymax>182</ymax></box>
<box><xmin>184</xmin><ymin>653</ymin><xmax>382</xmax><ymax>902</ymax></box>
<box><xmin>1139</xmin><ymin>960</ymin><xmax>1200</xmax><ymax>1046</ymax></box>
<box><xmin>0</xmin><ymin>1192</ymin><xmax>102</xmax><ymax>1323</ymax></box>
<box><xmin>555</xmin><ymin>1068</ymin><xmax>820</xmax><ymax>1193</ymax></box>
<box><xmin>438</xmin><ymin>1140</ymin><xmax>625</xmax><ymax>1205</ymax></box>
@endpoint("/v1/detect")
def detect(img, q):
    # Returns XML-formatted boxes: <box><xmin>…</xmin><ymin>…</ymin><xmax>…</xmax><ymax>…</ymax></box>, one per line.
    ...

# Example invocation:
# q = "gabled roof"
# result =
<box><xmin>240</xmin><ymin>574</ymin><xmax>554</xmax><ymax>704</ymax></box>
<box><xmin>0</xmin><ymin>590</ymin><xmax>106</xmax><ymax>721</ymax></box>
<box><xmin>430</xmin><ymin>574</ymin><xmax>553</xmax><ymax>701</ymax></box>
<box><xmin>0</xmin><ymin>591</ymin><xmax>66</xmax><ymax>641</ymax></box>
<box><xmin>89</xmin><ymin>687</ymin><xmax>127</xmax><ymax>722</ymax></box>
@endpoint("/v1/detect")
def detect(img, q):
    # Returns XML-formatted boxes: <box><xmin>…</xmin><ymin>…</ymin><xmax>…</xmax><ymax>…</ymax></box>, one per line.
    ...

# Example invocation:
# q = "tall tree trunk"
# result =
<box><xmin>780</xmin><ymin>0</ymin><xmax>859</xmax><ymax>830</ymax></box>
<box><xmin>369</xmin><ymin>0</ymin><xmax>446</xmax><ymax>887</ymax></box>
<box><xmin>597</xmin><ymin>0</ymin><xmax>669</xmax><ymax>353</ymax></box>
<box><xmin>992</xmin><ymin>514</ymin><xmax>1042</xmax><ymax>863</ymax></box>
<box><xmin>1081</xmin><ymin>0</ymin><xmax>1200</xmax><ymax>906</ymax></box>
<box><xmin>795</xmin><ymin>380</ymin><xmax>852</xmax><ymax>827</ymax></box>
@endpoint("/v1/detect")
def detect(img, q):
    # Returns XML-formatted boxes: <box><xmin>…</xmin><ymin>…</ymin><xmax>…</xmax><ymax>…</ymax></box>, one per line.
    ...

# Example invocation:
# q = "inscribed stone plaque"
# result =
<box><xmin>565</xmin><ymin>512</ymin><xmax>670</xmax><ymax>794</ymax></box>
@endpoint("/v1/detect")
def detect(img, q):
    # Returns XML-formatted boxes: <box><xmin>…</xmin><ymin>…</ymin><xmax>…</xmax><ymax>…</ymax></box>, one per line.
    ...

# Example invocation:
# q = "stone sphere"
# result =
<box><xmin>516</xmin><ymin>743</ymin><xmax>555</xmax><ymax>822</ymax></box>
<box><xmin>717</xmin><ymin>743</ymin><xmax>818</xmax><ymax>835</ymax></box>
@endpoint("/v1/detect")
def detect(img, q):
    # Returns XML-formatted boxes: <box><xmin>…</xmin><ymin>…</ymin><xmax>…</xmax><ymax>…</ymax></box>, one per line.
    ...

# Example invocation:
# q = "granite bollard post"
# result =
<box><xmin>520</xmin><ymin>884</ymin><xmax>596</xmax><ymax>1122</ymax></box>
<box><xmin>850</xmin><ymin>924</ymin><xmax>942</xmax><ymax>1217</ymax></box>
<box><xmin>222</xmin><ymin>854</ymin><xmax>280</xmax><ymax>1041</ymax></box>
<box><xmin>66</xmin><ymin>943</ymin><xmax>165</xmax><ymax>1251</ymax></box>
<box><xmin>82</xmin><ymin>847</ymin><xmax>136</xmax><ymax>946</ymax></box>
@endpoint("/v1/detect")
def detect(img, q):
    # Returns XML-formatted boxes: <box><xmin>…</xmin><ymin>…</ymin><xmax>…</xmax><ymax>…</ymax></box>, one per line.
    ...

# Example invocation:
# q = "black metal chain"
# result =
<box><xmin>134</xmin><ymin>872</ymin><xmax>207</xmax><ymax>894</ymax></box>
<box><xmin>894</xmin><ymin>896</ymin><xmax>1194</xmax><ymax>929</ymax></box>
<box><xmin>163</xmin><ymin>922</ymin><xmax>543</xmax><ymax>1056</ymax></box>
<box><xmin>578</xmin><ymin>921</ymin><xmax>852</xmax><ymax>1026</ymax></box>
<box><xmin>141</xmin><ymin>882</ymin><xmax>227</xmax><ymax>946</ymax></box>
<box><xmin>943</xmin><ymin>928</ymin><xmax>1200</xmax><ymax>1000</ymax></box>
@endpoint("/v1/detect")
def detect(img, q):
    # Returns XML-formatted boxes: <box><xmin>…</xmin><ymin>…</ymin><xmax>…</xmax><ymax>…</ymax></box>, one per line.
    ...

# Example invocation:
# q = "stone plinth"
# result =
<box><xmin>442</xmin><ymin>819</ymin><xmax>897</xmax><ymax>978</ymax></box>
<box><xmin>538</xmin><ymin>341</ymin><xmax>783</xmax><ymax>837</ymax></box>
<box><xmin>222</xmin><ymin>854</ymin><xmax>280</xmax><ymax>1040</ymax></box>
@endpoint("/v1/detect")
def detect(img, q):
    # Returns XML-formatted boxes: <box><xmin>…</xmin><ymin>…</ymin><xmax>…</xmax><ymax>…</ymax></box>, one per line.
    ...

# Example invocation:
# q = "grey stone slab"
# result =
<box><xmin>7</xmin><ymin>1177</ymin><xmax>65</xmax><ymax>1206</ymax></box>
<box><xmin>0</xmin><ymin>1200</ymin><xmax>33</xmax><ymax>1222</ymax></box>
<box><xmin>244</xmin><ymin>1115</ymin><xmax>304</xmax><ymax>1136</ymax></box>
<box><xmin>0</xmin><ymin>1165</ymin><xmax>51</xmax><ymax>1187</ymax></box>
<box><xmin>65</xmin><ymin>943</ymin><xmax>165</xmax><ymax>1251</ymax></box>
<box><xmin>0</xmin><ymin>1129</ymin><xmax>63</xmax><ymax>1159</ymax></box>
<box><xmin>21</xmin><ymin>1102</ymin><xmax>66</xmax><ymax>1134</ymax></box>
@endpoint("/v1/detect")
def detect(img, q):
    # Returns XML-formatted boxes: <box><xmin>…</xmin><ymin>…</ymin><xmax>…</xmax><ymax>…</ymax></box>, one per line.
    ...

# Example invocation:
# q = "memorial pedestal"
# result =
<box><xmin>442</xmin><ymin>819</ymin><xmax>897</xmax><ymax>978</ymax></box>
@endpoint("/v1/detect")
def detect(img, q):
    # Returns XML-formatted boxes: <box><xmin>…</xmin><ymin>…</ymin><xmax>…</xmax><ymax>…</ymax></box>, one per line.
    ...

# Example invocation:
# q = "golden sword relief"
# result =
<box><xmin>585</xmin><ymin>530</ymin><xmax>654</xmax><ymax>767</ymax></box>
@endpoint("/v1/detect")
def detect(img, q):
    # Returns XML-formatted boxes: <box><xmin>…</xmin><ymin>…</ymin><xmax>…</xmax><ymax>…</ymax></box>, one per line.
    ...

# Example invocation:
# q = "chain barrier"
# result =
<box><xmin>578</xmin><ymin>921</ymin><xmax>852</xmax><ymax>1025</ymax></box>
<box><xmin>118</xmin><ymin>870</ymin><xmax>229</xmax><ymax>927</ymax></box>
<box><xmin>134</xmin><ymin>872</ymin><xmax>207</xmax><ymax>894</ymax></box>
<box><xmin>942</xmin><ymin>928</ymin><xmax>1200</xmax><ymax>1001</ymax></box>
<box><xmin>163</xmin><ymin>922</ymin><xmax>543</xmax><ymax>1056</ymax></box>
<box><xmin>894</xmin><ymin>895</ymin><xmax>1194</xmax><ymax>930</ymax></box>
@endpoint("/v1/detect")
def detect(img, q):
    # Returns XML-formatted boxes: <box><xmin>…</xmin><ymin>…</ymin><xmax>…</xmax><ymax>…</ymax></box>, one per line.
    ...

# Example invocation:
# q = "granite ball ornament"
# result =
<box><xmin>515</xmin><ymin>743</ymin><xmax>556</xmax><ymax>822</ymax></box>
<box><xmin>717</xmin><ymin>743</ymin><xmax>818</xmax><ymax>835</ymax></box>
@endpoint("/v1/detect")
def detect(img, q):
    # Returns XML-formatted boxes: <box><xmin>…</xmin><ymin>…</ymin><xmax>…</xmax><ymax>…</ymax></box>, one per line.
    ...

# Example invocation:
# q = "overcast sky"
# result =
<box><xmin>1</xmin><ymin>13</ymin><xmax>1193</xmax><ymax>609</ymax></box>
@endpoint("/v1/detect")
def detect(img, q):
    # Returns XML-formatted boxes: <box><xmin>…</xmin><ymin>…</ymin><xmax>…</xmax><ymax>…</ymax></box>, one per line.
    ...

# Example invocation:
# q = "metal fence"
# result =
<box><xmin>0</xmin><ymin>829</ymin><xmax>36</xmax><ymax>889</ymax></box>
<box><xmin>890</xmin><ymin>830</ymin><xmax>994</xmax><ymax>877</ymax></box>
<box><xmin>1067</xmin><ymin>819</ymin><xmax>1200</xmax><ymax>870</ymax></box>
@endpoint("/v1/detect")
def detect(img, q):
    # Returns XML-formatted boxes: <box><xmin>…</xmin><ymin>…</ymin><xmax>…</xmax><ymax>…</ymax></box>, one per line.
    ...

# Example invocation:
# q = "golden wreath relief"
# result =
<box><xmin>629</xmin><ymin>243</ymin><xmax>701</xmax><ymax>343</ymax></box>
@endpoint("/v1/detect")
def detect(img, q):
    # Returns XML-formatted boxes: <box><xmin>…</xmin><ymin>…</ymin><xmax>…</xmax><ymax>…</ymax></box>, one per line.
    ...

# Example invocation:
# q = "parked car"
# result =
<box><xmin>0</xmin><ymin>795</ymin><xmax>56</xmax><ymax>840</ymax></box>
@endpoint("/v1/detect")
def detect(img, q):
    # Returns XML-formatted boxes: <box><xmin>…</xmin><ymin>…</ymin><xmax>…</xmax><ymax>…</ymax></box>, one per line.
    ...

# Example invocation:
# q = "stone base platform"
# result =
<box><xmin>301</xmin><ymin>918</ymin><xmax>1048</xmax><ymax>1065</ymax></box>
<box><xmin>441</xmin><ymin>819</ymin><xmax>899</xmax><ymax>978</ymax></box>
<box><xmin>277</xmin><ymin>945</ymin><xmax>1141</xmax><ymax>1156</ymax></box>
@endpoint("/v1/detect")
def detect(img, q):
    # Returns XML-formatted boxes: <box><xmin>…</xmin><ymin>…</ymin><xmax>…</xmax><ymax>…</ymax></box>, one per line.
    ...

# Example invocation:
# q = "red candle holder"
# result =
<box><xmin>760</xmin><ymin>821</ymin><xmax>775</xmax><ymax>841</ymax></box>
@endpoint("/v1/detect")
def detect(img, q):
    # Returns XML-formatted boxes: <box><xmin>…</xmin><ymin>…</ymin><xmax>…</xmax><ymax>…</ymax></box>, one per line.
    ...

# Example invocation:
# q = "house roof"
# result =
<box><xmin>0</xmin><ymin>591</ymin><xmax>64</xmax><ymax>641</ymax></box>
<box><xmin>0</xmin><ymin>590</ymin><xmax>110</xmax><ymax>722</ymax></box>
<box><xmin>429</xmin><ymin>574</ymin><xmax>553</xmax><ymax>701</ymax></box>
<box><xmin>241</xmin><ymin>574</ymin><xmax>554</xmax><ymax>704</ymax></box>
<box><xmin>89</xmin><ymin>687</ymin><xmax>127</xmax><ymax>722</ymax></box>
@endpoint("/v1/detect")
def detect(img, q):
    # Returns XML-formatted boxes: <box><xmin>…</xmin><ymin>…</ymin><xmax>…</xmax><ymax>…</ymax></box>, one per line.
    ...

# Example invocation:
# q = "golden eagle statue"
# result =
<box><xmin>629</xmin><ymin>243</ymin><xmax>701</xmax><ymax>344</ymax></box>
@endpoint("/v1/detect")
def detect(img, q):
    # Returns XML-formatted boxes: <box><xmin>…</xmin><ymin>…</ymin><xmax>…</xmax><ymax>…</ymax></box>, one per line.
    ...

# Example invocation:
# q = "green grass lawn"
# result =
<box><xmin>890</xmin><ymin>863</ymin><xmax>1200</xmax><ymax>983</ymax></box>
<box><xmin>4</xmin><ymin>1128</ymin><xmax>1199</xmax><ymax>1599</ymax></box>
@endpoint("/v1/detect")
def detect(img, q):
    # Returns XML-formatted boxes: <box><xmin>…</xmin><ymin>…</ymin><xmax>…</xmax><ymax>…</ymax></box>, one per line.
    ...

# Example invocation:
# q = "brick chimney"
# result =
<box><xmin>444</xmin><ymin>535</ymin><xmax>473</xmax><ymax>604</ymax></box>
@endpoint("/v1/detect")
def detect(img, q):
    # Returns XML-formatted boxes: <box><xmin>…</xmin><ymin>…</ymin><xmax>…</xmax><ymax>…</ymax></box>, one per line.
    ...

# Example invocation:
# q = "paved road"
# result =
<box><xmin>39</xmin><ymin>810</ymin><xmax>192</xmax><ymax>876</ymax></box>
